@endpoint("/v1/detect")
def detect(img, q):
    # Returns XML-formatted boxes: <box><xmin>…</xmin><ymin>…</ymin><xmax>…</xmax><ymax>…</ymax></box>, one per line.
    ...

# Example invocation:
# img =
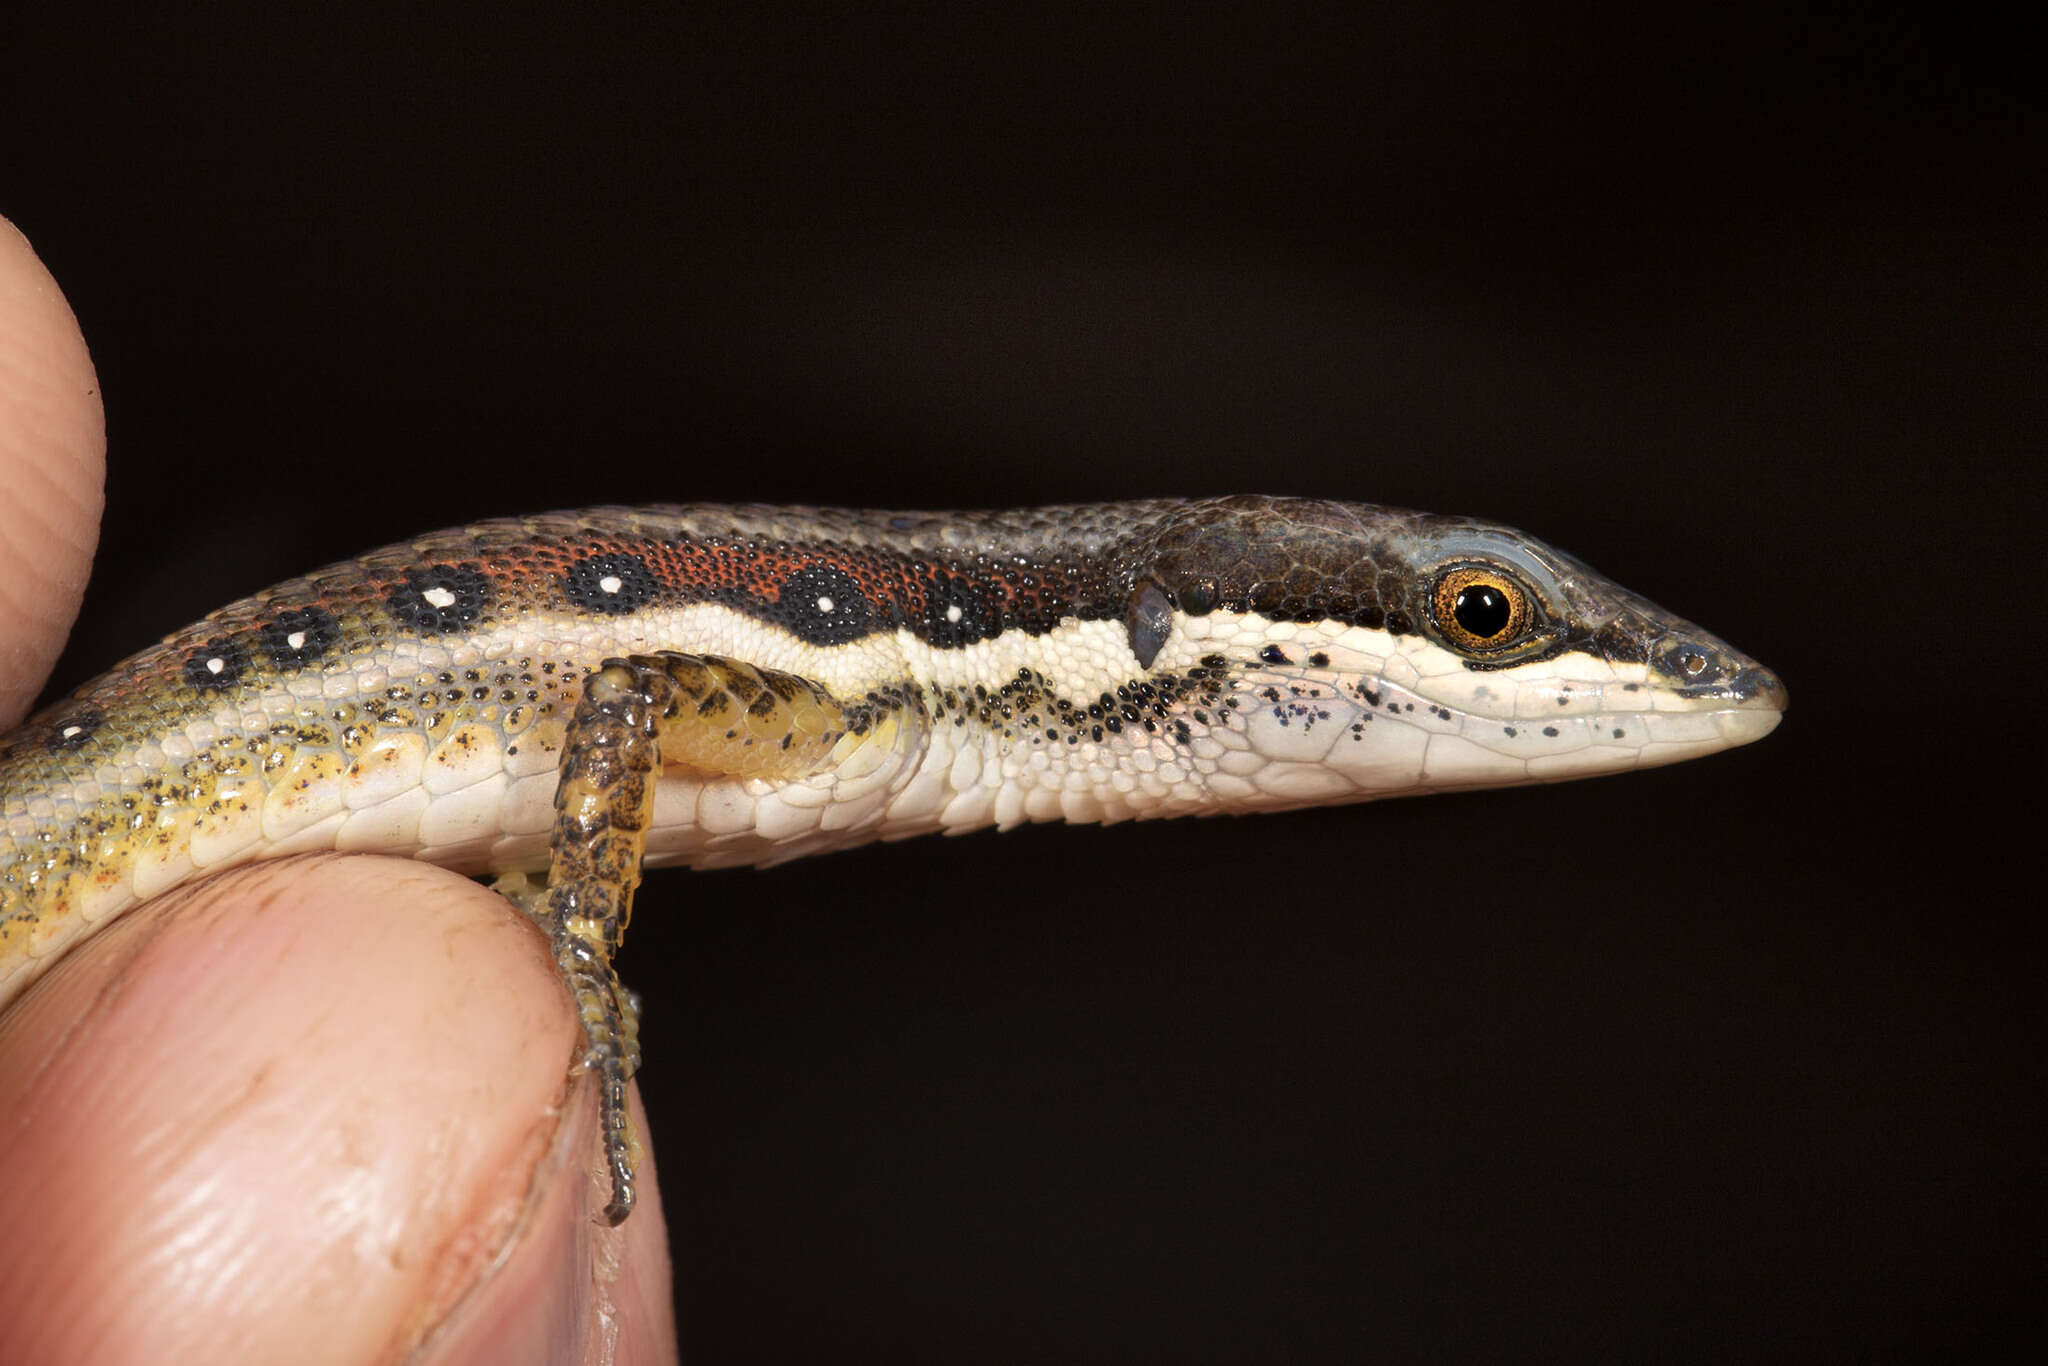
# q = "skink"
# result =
<box><xmin>0</xmin><ymin>496</ymin><xmax>1786</xmax><ymax>1220</ymax></box>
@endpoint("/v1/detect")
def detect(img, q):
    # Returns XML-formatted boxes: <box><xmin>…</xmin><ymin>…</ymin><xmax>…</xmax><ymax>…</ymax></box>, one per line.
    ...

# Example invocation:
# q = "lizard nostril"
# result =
<box><xmin>1729</xmin><ymin>665</ymin><xmax>1790</xmax><ymax>709</ymax></box>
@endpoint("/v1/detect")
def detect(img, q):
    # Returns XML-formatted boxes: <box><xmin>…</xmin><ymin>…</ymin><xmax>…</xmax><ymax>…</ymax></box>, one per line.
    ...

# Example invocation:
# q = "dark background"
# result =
<box><xmin>7</xmin><ymin>5</ymin><xmax>2040</xmax><ymax>1360</ymax></box>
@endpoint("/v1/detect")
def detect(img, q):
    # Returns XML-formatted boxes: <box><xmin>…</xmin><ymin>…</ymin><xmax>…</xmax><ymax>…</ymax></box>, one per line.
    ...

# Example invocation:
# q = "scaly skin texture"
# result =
<box><xmin>0</xmin><ymin>496</ymin><xmax>1785</xmax><ymax>1218</ymax></box>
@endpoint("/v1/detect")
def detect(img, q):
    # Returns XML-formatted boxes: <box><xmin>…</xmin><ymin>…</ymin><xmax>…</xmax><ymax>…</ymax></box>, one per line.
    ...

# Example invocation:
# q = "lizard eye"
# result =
<box><xmin>1431</xmin><ymin>567</ymin><xmax>1534</xmax><ymax>652</ymax></box>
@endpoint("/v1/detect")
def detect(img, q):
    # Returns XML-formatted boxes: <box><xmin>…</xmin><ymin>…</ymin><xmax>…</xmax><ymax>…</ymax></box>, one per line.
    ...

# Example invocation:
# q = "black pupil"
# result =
<box><xmin>1453</xmin><ymin>585</ymin><xmax>1512</xmax><ymax>639</ymax></box>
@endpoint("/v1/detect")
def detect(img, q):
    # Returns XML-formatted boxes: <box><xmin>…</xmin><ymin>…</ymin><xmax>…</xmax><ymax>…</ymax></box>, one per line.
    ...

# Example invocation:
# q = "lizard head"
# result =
<box><xmin>1118</xmin><ymin>496</ymin><xmax>1785</xmax><ymax>803</ymax></box>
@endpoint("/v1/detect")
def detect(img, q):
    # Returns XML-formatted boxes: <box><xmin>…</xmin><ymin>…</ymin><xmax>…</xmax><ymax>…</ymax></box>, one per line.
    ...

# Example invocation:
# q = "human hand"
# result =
<box><xmin>0</xmin><ymin>216</ymin><xmax>677</xmax><ymax>1365</ymax></box>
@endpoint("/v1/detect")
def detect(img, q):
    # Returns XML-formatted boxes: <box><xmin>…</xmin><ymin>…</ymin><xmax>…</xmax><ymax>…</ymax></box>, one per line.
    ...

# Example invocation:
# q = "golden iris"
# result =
<box><xmin>1431</xmin><ymin>567</ymin><xmax>1532</xmax><ymax>651</ymax></box>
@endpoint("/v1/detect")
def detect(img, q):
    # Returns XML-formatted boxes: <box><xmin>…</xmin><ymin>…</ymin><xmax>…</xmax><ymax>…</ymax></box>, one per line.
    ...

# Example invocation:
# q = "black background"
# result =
<box><xmin>7</xmin><ymin>5</ymin><xmax>2040</xmax><ymax>1360</ymax></box>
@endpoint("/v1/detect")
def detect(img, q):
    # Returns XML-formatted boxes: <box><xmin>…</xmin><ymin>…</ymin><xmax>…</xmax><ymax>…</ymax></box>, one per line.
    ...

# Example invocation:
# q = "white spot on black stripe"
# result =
<box><xmin>182</xmin><ymin>636</ymin><xmax>251</xmax><ymax>692</ymax></box>
<box><xmin>259</xmin><ymin>606</ymin><xmax>340</xmax><ymax>669</ymax></box>
<box><xmin>389</xmin><ymin>563</ymin><xmax>492</xmax><ymax>634</ymax></box>
<box><xmin>779</xmin><ymin>564</ymin><xmax>873</xmax><ymax>645</ymax></box>
<box><xmin>45</xmin><ymin>705</ymin><xmax>103</xmax><ymax>753</ymax></box>
<box><xmin>563</xmin><ymin>552</ymin><xmax>659</xmax><ymax>615</ymax></box>
<box><xmin>919</xmin><ymin>570</ymin><xmax>992</xmax><ymax>647</ymax></box>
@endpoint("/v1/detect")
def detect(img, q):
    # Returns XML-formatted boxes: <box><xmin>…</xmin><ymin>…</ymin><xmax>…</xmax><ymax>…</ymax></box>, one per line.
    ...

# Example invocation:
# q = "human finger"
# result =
<box><xmin>0</xmin><ymin>853</ymin><xmax>676</xmax><ymax>1364</ymax></box>
<box><xmin>0</xmin><ymin>213</ymin><xmax>104</xmax><ymax>725</ymax></box>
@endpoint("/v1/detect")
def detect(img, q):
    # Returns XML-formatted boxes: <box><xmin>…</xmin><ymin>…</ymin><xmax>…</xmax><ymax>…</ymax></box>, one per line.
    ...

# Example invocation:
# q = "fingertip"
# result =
<box><xmin>421</xmin><ymin>1080</ymin><xmax>678</xmax><ymax>1366</ymax></box>
<box><xmin>0</xmin><ymin>855</ymin><xmax>671</xmax><ymax>1363</ymax></box>
<box><xmin>0</xmin><ymin>212</ymin><xmax>106</xmax><ymax>724</ymax></box>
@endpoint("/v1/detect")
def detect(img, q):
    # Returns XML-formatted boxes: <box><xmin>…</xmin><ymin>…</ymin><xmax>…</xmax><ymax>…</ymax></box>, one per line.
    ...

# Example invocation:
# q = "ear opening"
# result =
<box><xmin>1125</xmin><ymin>580</ymin><xmax>1174</xmax><ymax>670</ymax></box>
